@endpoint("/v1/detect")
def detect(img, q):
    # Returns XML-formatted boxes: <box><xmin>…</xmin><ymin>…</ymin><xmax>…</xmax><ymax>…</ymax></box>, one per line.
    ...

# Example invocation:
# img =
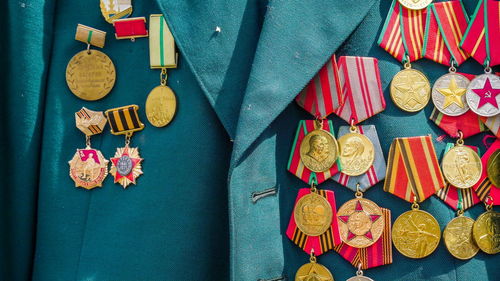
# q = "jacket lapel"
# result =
<box><xmin>232</xmin><ymin>0</ymin><xmax>376</xmax><ymax>163</ymax></box>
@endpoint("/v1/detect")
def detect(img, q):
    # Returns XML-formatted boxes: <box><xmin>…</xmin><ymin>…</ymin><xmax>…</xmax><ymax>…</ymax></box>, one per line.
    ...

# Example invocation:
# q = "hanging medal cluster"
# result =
<box><xmin>288</xmin><ymin>55</ymin><xmax>391</xmax><ymax>280</ymax></box>
<box><xmin>66</xmin><ymin>3</ymin><xmax>180</xmax><ymax>189</ymax></box>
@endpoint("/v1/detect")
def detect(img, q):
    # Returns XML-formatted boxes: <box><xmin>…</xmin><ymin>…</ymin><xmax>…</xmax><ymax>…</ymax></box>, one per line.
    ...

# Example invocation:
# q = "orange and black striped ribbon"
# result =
<box><xmin>76</xmin><ymin>108</ymin><xmax>104</xmax><ymax>135</ymax></box>
<box><xmin>105</xmin><ymin>105</ymin><xmax>144</xmax><ymax>135</ymax></box>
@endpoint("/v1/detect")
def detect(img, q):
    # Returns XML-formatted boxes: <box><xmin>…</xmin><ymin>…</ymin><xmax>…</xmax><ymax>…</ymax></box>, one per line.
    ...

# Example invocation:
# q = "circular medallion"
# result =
<box><xmin>487</xmin><ymin>149</ymin><xmax>500</xmax><ymax>188</ymax></box>
<box><xmin>338</xmin><ymin>133</ymin><xmax>375</xmax><ymax>176</ymax></box>
<box><xmin>472</xmin><ymin>211</ymin><xmax>500</xmax><ymax>254</ymax></box>
<box><xmin>337</xmin><ymin>198</ymin><xmax>384</xmax><ymax>248</ymax></box>
<box><xmin>398</xmin><ymin>0</ymin><xmax>433</xmax><ymax>10</ymax></box>
<box><xmin>294</xmin><ymin>192</ymin><xmax>333</xmax><ymax>236</ymax></box>
<box><xmin>146</xmin><ymin>85</ymin><xmax>177</xmax><ymax>127</ymax></box>
<box><xmin>432</xmin><ymin>73</ymin><xmax>470</xmax><ymax>116</ymax></box>
<box><xmin>68</xmin><ymin>148</ymin><xmax>109</xmax><ymax>190</ymax></box>
<box><xmin>116</xmin><ymin>155</ymin><xmax>133</xmax><ymax>176</ymax></box>
<box><xmin>66</xmin><ymin>50</ymin><xmax>116</xmax><ymax>101</ymax></box>
<box><xmin>442</xmin><ymin>145</ymin><xmax>482</xmax><ymax>189</ymax></box>
<box><xmin>390</xmin><ymin>68</ymin><xmax>431</xmax><ymax>112</ymax></box>
<box><xmin>346</xmin><ymin>276</ymin><xmax>374</xmax><ymax>281</ymax></box>
<box><xmin>466</xmin><ymin>73</ymin><xmax>500</xmax><ymax>117</ymax></box>
<box><xmin>300</xmin><ymin>129</ymin><xmax>339</xmax><ymax>173</ymax></box>
<box><xmin>295</xmin><ymin>262</ymin><xmax>334</xmax><ymax>281</ymax></box>
<box><xmin>392</xmin><ymin>209</ymin><xmax>441</xmax><ymax>259</ymax></box>
<box><xmin>443</xmin><ymin>216</ymin><xmax>479</xmax><ymax>260</ymax></box>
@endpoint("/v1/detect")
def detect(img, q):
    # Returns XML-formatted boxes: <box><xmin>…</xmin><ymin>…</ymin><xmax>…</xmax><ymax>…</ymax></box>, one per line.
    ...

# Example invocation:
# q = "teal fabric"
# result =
<box><xmin>1</xmin><ymin>0</ymin><xmax>499</xmax><ymax>281</ymax></box>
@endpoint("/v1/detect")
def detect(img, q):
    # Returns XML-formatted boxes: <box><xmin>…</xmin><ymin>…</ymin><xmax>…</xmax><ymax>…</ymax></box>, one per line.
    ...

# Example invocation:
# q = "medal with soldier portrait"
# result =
<box><xmin>473</xmin><ymin>209</ymin><xmax>500</xmax><ymax>254</ymax></box>
<box><xmin>441</xmin><ymin>141</ymin><xmax>482</xmax><ymax>189</ymax></box>
<box><xmin>443</xmin><ymin>214</ymin><xmax>479</xmax><ymax>260</ymax></box>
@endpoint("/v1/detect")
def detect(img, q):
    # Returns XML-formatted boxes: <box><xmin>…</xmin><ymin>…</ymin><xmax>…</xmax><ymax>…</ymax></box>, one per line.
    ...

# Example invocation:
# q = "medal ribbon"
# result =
<box><xmin>105</xmin><ymin>105</ymin><xmax>145</xmax><ymax>135</ymax></box>
<box><xmin>384</xmin><ymin>136</ymin><xmax>446</xmax><ymax>202</ymax></box>
<box><xmin>429</xmin><ymin>108</ymin><xmax>487</xmax><ymax>138</ymax></box>
<box><xmin>473</xmin><ymin>139</ymin><xmax>500</xmax><ymax>205</ymax></box>
<box><xmin>423</xmin><ymin>0</ymin><xmax>470</xmax><ymax>66</ymax></box>
<box><xmin>332</xmin><ymin>126</ymin><xmax>386</xmax><ymax>192</ymax></box>
<box><xmin>378</xmin><ymin>0</ymin><xmax>426</xmax><ymax>63</ymax></box>
<box><xmin>480</xmin><ymin>115</ymin><xmax>500</xmax><ymax>138</ymax></box>
<box><xmin>113</xmin><ymin>17</ymin><xmax>148</xmax><ymax>40</ymax></box>
<box><xmin>334</xmin><ymin>208</ymin><xmax>392</xmax><ymax>269</ymax></box>
<box><xmin>75</xmin><ymin>107</ymin><xmax>106</xmax><ymax>136</ymax></box>
<box><xmin>286</xmin><ymin>188</ymin><xmax>341</xmax><ymax>256</ymax></box>
<box><xmin>75</xmin><ymin>24</ymin><xmax>106</xmax><ymax>48</ymax></box>
<box><xmin>149</xmin><ymin>14</ymin><xmax>177</xmax><ymax>69</ymax></box>
<box><xmin>435</xmin><ymin>144</ymin><xmax>482</xmax><ymax>211</ymax></box>
<box><xmin>486</xmin><ymin>0</ymin><xmax>500</xmax><ymax>66</ymax></box>
<box><xmin>287</xmin><ymin>120</ymin><xmax>340</xmax><ymax>185</ymax></box>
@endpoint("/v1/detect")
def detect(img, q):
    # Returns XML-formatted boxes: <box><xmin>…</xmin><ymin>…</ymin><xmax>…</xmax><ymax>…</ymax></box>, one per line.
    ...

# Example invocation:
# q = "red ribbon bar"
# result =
<box><xmin>113</xmin><ymin>17</ymin><xmax>148</xmax><ymax>40</ymax></box>
<box><xmin>461</xmin><ymin>0</ymin><xmax>488</xmax><ymax>65</ymax></box>
<box><xmin>423</xmin><ymin>5</ymin><xmax>452</xmax><ymax>65</ymax></box>
<box><xmin>378</xmin><ymin>0</ymin><xmax>406</xmax><ymax>62</ymax></box>
<box><xmin>486</xmin><ymin>0</ymin><xmax>500</xmax><ymax>66</ymax></box>
<box><xmin>400</xmin><ymin>3</ymin><xmax>427</xmax><ymax>62</ymax></box>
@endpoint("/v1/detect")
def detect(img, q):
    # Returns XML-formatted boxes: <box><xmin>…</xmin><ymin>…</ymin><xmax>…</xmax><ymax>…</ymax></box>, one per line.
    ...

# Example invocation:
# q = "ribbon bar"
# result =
<box><xmin>75</xmin><ymin>24</ymin><xmax>106</xmax><ymax>48</ymax></box>
<box><xmin>75</xmin><ymin>107</ymin><xmax>107</xmax><ymax>136</ymax></box>
<box><xmin>113</xmin><ymin>17</ymin><xmax>148</xmax><ymax>40</ymax></box>
<box><xmin>149</xmin><ymin>14</ymin><xmax>177</xmax><ymax>69</ymax></box>
<box><xmin>105</xmin><ymin>105</ymin><xmax>145</xmax><ymax>135</ymax></box>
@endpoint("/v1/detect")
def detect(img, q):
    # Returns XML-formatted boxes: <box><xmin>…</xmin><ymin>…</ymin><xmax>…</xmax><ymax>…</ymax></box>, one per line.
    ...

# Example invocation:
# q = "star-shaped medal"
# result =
<box><xmin>472</xmin><ymin>78</ymin><xmax>500</xmax><ymax>109</ymax></box>
<box><xmin>110</xmin><ymin>146</ymin><xmax>143</xmax><ymax>188</ymax></box>
<box><xmin>438</xmin><ymin>77</ymin><xmax>466</xmax><ymax>108</ymax></box>
<box><xmin>338</xmin><ymin>200</ymin><xmax>381</xmax><ymax>241</ymax></box>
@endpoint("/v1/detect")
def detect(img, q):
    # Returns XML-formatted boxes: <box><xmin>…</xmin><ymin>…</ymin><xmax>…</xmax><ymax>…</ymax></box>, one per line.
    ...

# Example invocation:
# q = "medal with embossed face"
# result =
<box><xmin>105</xmin><ymin>105</ymin><xmax>145</xmax><ymax>188</ymax></box>
<box><xmin>146</xmin><ymin>14</ymin><xmax>178</xmax><ymax>128</ymax></box>
<box><xmin>487</xmin><ymin>150</ymin><xmax>500</xmax><ymax>188</ymax></box>
<box><xmin>294</xmin><ymin>189</ymin><xmax>333</xmax><ymax>237</ymax></box>
<box><xmin>66</xmin><ymin>24</ymin><xmax>115</xmax><ymax>101</ymax></box>
<box><xmin>473</xmin><ymin>199</ymin><xmax>500</xmax><ymax>255</ymax></box>
<box><xmin>69</xmin><ymin>108</ymin><xmax>109</xmax><ymax>189</ymax></box>
<box><xmin>441</xmin><ymin>135</ymin><xmax>482</xmax><ymax>189</ymax></box>
<box><xmin>443</xmin><ymin>209</ymin><xmax>479</xmax><ymax>260</ymax></box>
<box><xmin>337</xmin><ymin>126</ymin><xmax>374</xmax><ymax>177</ymax></box>
<box><xmin>299</xmin><ymin>119</ymin><xmax>339</xmax><ymax>173</ymax></box>
<box><xmin>295</xmin><ymin>252</ymin><xmax>334</xmax><ymax>281</ymax></box>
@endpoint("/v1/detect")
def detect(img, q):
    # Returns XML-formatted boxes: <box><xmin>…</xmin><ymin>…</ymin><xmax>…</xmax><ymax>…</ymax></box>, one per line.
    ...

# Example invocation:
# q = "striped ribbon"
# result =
<box><xmin>149</xmin><ymin>14</ymin><xmax>177</xmax><ymax>69</ymax></box>
<box><xmin>334</xmin><ymin>208</ymin><xmax>392</xmax><ymax>269</ymax></box>
<box><xmin>332</xmin><ymin>125</ymin><xmax>386</xmax><ymax>192</ymax></box>
<box><xmin>286</xmin><ymin>188</ymin><xmax>341</xmax><ymax>256</ymax></box>
<box><xmin>461</xmin><ymin>0</ymin><xmax>500</xmax><ymax>66</ymax></box>
<box><xmin>384</xmin><ymin>136</ymin><xmax>446</xmax><ymax>203</ymax></box>
<box><xmin>480</xmin><ymin>115</ymin><xmax>500</xmax><ymax>138</ymax></box>
<box><xmin>422</xmin><ymin>0</ymin><xmax>469</xmax><ymax>66</ymax></box>
<box><xmin>75</xmin><ymin>107</ymin><xmax>106</xmax><ymax>136</ymax></box>
<box><xmin>378</xmin><ymin>0</ymin><xmax>426</xmax><ymax>62</ymax></box>
<box><xmin>75</xmin><ymin>24</ymin><xmax>106</xmax><ymax>48</ymax></box>
<box><xmin>429</xmin><ymin>107</ymin><xmax>487</xmax><ymax>138</ymax></box>
<box><xmin>105</xmin><ymin>105</ymin><xmax>144</xmax><ymax>135</ymax></box>
<box><xmin>473</xmin><ymin>139</ymin><xmax>500</xmax><ymax>205</ymax></box>
<box><xmin>287</xmin><ymin>120</ymin><xmax>340</xmax><ymax>185</ymax></box>
<box><xmin>435</xmin><ymin>143</ymin><xmax>482</xmax><ymax>210</ymax></box>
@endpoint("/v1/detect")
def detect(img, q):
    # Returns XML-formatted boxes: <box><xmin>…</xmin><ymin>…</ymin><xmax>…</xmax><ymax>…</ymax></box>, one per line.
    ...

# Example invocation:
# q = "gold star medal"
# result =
<box><xmin>295</xmin><ymin>252</ymin><xmax>334</xmax><ymax>281</ymax></box>
<box><xmin>146</xmin><ymin>14</ymin><xmax>178</xmax><ymax>128</ymax></box>
<box><xmin>432</xmin><ymin>72</ymin><xmax>470</xmax><ymax>116</ymax></box>
<box><xmin>68</xmin><ymin>108</ymin><xmax>109</xmax><ymax>190</ymax></box>
<box><xmin>66</xmin><ymin>24</ymin><xmax>116</xmax><ymax>101</ymax></box>
<box><xmin>390</xmin><ymin>62</ymin><xmax>431</xmax><ymax>112</ymax></box>
<box><xmin>105</xmin><ymin>105</ymin><xmax>145</xmax><ymax>188</ymax></box>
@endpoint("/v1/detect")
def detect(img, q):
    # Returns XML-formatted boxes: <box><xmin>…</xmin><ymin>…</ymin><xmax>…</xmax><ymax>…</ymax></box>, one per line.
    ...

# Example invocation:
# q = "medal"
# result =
<box><xmin>390</xmin><ymin>65</ymin><xmax>431</xmax><ymax>112</ymax></box>
<box><xmin>299</xmin><ymin>119</ymin><xmax>339</xmax><ymax>173</ymax></box>
<box><xmin>337</xmin><ymin>126</ymin><xmax>375</xmax><ymax>177</ymax></box>
<box><xmin>441</xmin><ymin>135</ymin><xmax>482</xmax><ymax>189</ymax></box>
<box><xmin>295</xmin><ymin>252</ymin><xmax>334</xmax><ymax>281</ymax></box>
<box><xmin>443</xmin><ymin>209</ymin><xmax>479</xmax><ymax>260</ymax></box>
<box><xmin>100</xmin><ymin>0</ymin><xmax>133</xmax><ymax>23</ymax></box>
<box><xmin>397</xmin><ymin>0</ymin><xmax>432</xmax><ymax>10</ymax></box>
<box><xmin>146</xmin><ymin>14</ymin><xmax>178</xmax><ymax>128</ymax></box>
<box><xmin>105</xmin><ymin>105</ymin><xmax>145</xmax><ymax>188</ymax></box>
<box><xmin>432</xmin><ymin>72</ymin><xmax>470</xmax><ymax>116</ymax></box>
<box><xmin>68</xmin><ymin>108</ymin><xmax>109</xmax><ymax>189</ymax></box>
<box><xmin>487</xmin><ymin>149</ymin><xmax>500</xmax><ymax>187</ymax></box>
<box><xmin>346</xmin><ymin>265</ymin><xmax>374</xmax><ymax>281</ymax></box>
<box><xmin>473</xmin><ymin>139</ymin><xmax>500</xmax><ymax>204</ymax></box>
<box><xmin>66</xmin><ymin>24</ymin><xmax>116</xmax><ymax>101</ymax></box>
<box><xmin>392</xmin><ymin>201</ymin><xmax>441</xmax><ymax>259</ymax></box>
<box><xmin>294</xmin><ymin>191</ymin><xmax>333</xmax><ymax>236</ymax></box>
<box><xmin>466</xmin><ymin>72</ymin><xmax>500</xmax><ymax>117</ymax></box>
<box><xmin>473</xmin><ymin>199</ymin><xmax>500</xmax><ymax>254</ymax></box>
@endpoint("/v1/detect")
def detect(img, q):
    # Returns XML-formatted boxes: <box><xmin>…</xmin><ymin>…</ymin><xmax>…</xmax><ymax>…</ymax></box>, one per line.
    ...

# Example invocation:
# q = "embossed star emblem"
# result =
<box><xmin>110</xmin><ymin>146</ymin><xmax>143</xmax><ymax>188</ymax></box>
<box><xmin>438</xmin><ymin>77</ymin><xmax>466</xmax><ymax>108</ymax></box>
<box><xmin>297</xmin><ymin>264</ymin><xmax>331</xmax><ymax>281</ymax></box>
<box><xmin>338</xmin><ymin>200</ymin><xmax>381</xmax><ymax>241</ymax></box>
<box><xmin>472</xmin><ymin>78</ymin><xmax>500</xmax><ymax>109</ymax></box>
<box><xmin>394</xmin><ymin>74</ymin><xmax>428</xmax><ymax>107</ymax></box>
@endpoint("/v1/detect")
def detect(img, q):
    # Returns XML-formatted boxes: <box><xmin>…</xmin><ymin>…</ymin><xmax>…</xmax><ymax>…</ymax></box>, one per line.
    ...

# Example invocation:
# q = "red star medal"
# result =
<box><xmin>472</xmin><ymin>77</ymin><xmax>500</xmax><ymax>109</ymax></box>
<box><xmin>110</xmin><ymin>146</ymin><xmax>143</xmax><ymax>188</ymax></box>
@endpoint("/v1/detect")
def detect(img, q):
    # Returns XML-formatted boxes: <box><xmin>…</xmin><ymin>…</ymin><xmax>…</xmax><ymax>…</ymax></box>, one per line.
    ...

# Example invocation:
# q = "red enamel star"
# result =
<box><xmin>338</xmin><ymin>200</ymin><xmax>381</xmax><ymax>241</ymax></box>
<box><xmin>472</xmin><ymin>77</ymin><xmax>500</xmax><ymax>109</ymax></box>
<box><xmin>110</xmin><ymin>146</ymin><xmax>143</xmax><ymax>188</ymax></box>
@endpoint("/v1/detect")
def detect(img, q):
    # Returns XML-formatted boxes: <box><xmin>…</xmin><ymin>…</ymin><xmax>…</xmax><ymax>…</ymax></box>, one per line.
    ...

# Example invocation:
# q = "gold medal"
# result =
<box><xmin>392</xmin><ymin>203</ymin><xmax>440</xmax><ymax>259</ymax></box>
<box><xmin>398</xmin><ymin>0</ymin><xmax>433</xmax><ymax>10</ymax></box>
<box><xmin>337</xmin><ymin>126</ymin><xmax>374</xmax><ymax>176</ymax></box>
<box><xmin>295</xmin><ymin>253</ymin><xmax>334</xmax><ymax>281</ymax></box>
<box><xmin>443</xmin><ymin>212</ymin><xmax>479</xmax><ymax>260</ymax></box>
<box><xmin>442</xmin><ymin>137</ymin><xmax>482</xmax><ymax>189</ymax></box>
<box><xmin>346</xmin><ymin>265</ymin><xmax>374</xmax><ymax>281</ymax></box>
<box><xmin>66</xmin><ymin>25</ymin><xmax>115</xmax><ymax>101</ymax></box>
<box><xmin>337</xmin><ymin>194</ymin><xmax>384</xmax><ymax>248</ymax></box>
<box><xmin>68</xmin><ymin>108</ymin><xmax>109</xmax><ymax>190</ymax></box>
<box><xmin>294</xmin><ymin>190</ymin><xmax>333</xmax><ymax>236</ymax></box>
<box><xmin>473</xmin><ymin>208</ymin><xmax>500</xmax><ymax>254</ymax></box>
<box><xmin>299</xmin><ymin>120</ymin><xmax>339</xmax><ymax>173</ymax></box>
<box><xmin>487</xmin><ymin>149</ymin><xmax>500</xmax><ymax>187</ymax></box>
<box><xmin>146</xmin><ymin>82</ymin><xmax>177</xmax><ymax>128</ymax></box>
<box><xmin>390</xmin><ymin>64</ymin><xmax>431</xmax><ymax>112</ymax></box>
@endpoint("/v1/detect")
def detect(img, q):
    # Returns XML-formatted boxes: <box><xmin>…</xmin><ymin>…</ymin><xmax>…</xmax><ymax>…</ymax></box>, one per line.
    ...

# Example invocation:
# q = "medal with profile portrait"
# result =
<box><xmin>338</xmin><ymin>126</ymin><xmax>375</xmax><ymax>176</ymax></box>
<box><xmin>299</xmin><ymin>120</ymin><xmax>339</xmax><ymax>173</ymax></box>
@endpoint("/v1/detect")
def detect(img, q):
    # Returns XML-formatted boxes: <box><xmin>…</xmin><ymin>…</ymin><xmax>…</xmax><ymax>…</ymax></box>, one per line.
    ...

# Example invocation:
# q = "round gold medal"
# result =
<box><xmin>392</xmin><ymin>209</ymin><xmax>441</xmax><ymax>259</ymax></box>
<box><xmin>472</xmin><ymin>211</ymin><xmax>500</xmax><ymax>254</ymax></box>
<box><xmin>300</xmin><ymin>129</ymin><xmax>339</xmax><ymax>173</ymax></box>
<box><xmin>443</xmin><ymin>216</ymin><xmax>479</xmax><ymax>260</ymax></box>
<box><xmin>398</xmin><ymin>0</ymin><xmax>433</xmax><ymax>10</ymax></box>
<box><xmin>145</xmin><ymin>85</ymin><xmax>177</xmax><ymax>127</ymax></box>
<box><xmin>337</xmin><ymin>198</ymin><xmax>384</xmax><ymax>248</ymax></box>
<box><xmin>66</xmin><ymin>50</ymin><xmax>116</xmax><ymax>101</ymax></box>
<box><xmin>295</xmin><ymin>262</ymin><xmax>334</xmax><ymax>281</ymax></box>
<box><xmin>338</xmin><ymin>132</ymin><xmax>375</xmax><ymax>176</ymax></box>
<box><xmin>487</xmin><ymin>149</ymin><xmax>500</xmax><ymax>187</ymax></box>
<box><xmin>442</xmin><ymin>145</ymin><xmax>482</xmax><ymax>189</ymax></box>
<box><xmin>294</xmin><ymin>192</ymin><xmax>333</xmax><ymax>236</ymax></box>
<box><xmin>390</xmin><ymin>68</ymin><xmax>431</xmax><ymax>112</ymax></box>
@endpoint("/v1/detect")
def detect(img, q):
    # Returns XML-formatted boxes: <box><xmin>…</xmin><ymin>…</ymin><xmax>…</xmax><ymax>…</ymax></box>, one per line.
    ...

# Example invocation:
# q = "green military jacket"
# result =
<box><xmin>1</xmin><ymin>0</ymin><xmax>498</xmax><ymax>280</ymax></box>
